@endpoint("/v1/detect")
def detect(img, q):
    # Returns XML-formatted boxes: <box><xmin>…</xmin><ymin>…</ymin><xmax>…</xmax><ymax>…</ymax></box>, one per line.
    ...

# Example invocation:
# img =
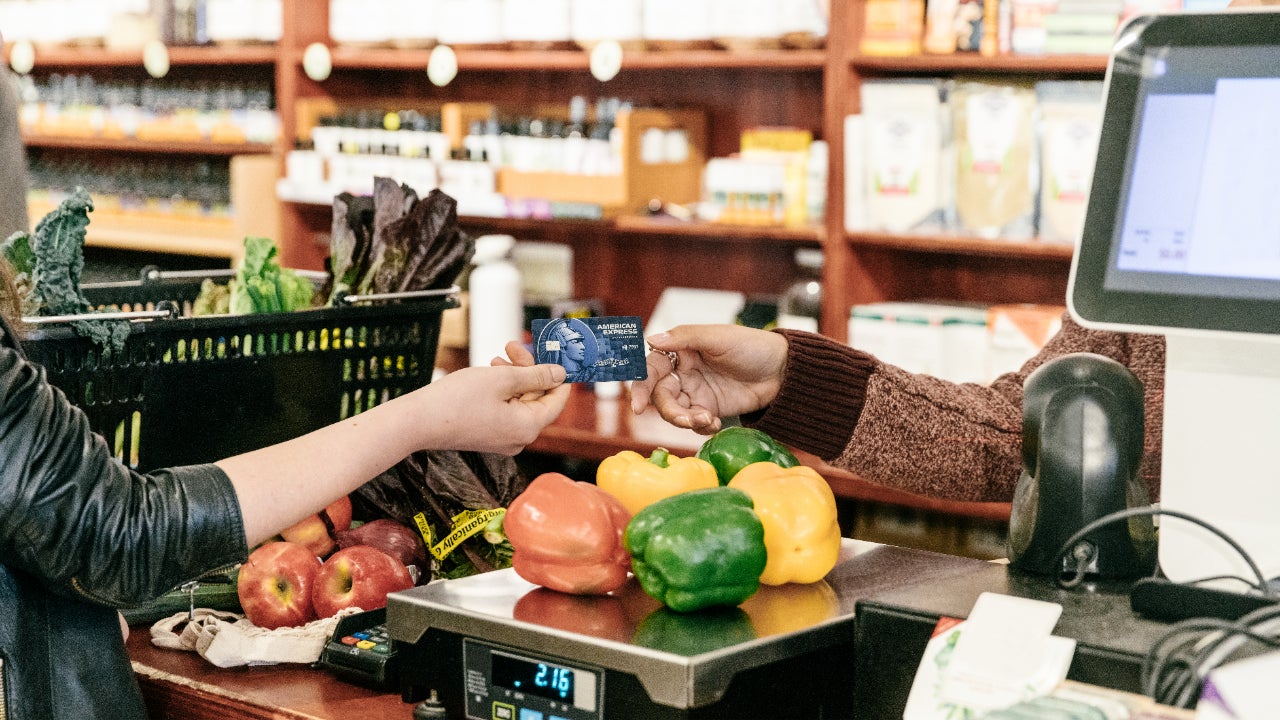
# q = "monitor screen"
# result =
<box><xmin>1069</xmin><ymin>11</ymin><xmax>1280</xmax><ymax>336</ymax></box>
<box><xmin>1069</xmin><ymin>10</ymin><xmax>1280</xmax><ymax>588</ymax></box>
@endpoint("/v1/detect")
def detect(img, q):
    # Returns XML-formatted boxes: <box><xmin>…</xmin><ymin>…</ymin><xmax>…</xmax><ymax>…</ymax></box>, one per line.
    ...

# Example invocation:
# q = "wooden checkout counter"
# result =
<box><xmin>126</xmin><ymin>545</ymin><xmax>1198</xmax><ymax>720</ymax></box>
<box><xmin>127</xmin><ymin>628</ymin><xmax>413</xmax><ymax>720</ymax></box>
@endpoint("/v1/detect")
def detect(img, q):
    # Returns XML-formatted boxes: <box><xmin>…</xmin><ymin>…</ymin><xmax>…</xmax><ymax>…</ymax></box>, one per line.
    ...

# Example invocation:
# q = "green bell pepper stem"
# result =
<box><xmin>649</xmin><ymin>447</ymin><xmax>671</xmax><ymax>468</ymax></box>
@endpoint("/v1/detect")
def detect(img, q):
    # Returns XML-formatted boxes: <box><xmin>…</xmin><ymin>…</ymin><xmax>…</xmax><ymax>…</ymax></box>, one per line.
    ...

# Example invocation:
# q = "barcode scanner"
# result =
<box><xmin>1007</xmin><ymin>352</ymin><xmax>1157</xmax><ymax>579</ymax></box>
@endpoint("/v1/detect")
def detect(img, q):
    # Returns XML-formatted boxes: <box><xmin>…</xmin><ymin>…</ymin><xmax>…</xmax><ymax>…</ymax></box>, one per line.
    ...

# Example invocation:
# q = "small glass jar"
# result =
<box><xmin>776</xmin><ymin>248</ymin><xmax>824</xmax><ymax>333</ymax></box>
<box><xmin>643</xmin><ymin>0</ymin><xmax>715</xmax><ymax>50</ymax></box>
<box><xmin>710</xmin><ymin>0</ymin><xmax>785</xmax><ymax>50</ymax></box>
<box><xmin>437</xmin><ymin>0</ymin><xmax>505</xmax><ymax>49</ymax></box>
<box><xmin>570</xmin><ymin>0</ymin><xmax>643</xmax><ymax>51</ymax></box>
<box><xmin>389</xmin><ymin>0</ymin><xmax>440</xmax><ymax>49</ymax></box>
<box><xmin>502</xmin><ymin>0</ymin><xmax>573</xmax><ymax>50</ymax></box>
<box><xmin>330</xmin><ymin>0</ymin><xmax>392</xmax><ymax>47</ymax></box>
<box><xmin>781</xmin><ymin>0</ymin><xmax>829</xmax><ymax>49</ymax></box>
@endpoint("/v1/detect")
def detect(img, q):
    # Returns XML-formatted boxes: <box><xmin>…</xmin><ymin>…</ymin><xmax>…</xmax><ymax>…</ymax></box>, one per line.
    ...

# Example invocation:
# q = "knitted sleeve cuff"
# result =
<box><xmin>742</xmin><ymin>329</ymin><xmax>876</xmax><ymax>460</ymax></box>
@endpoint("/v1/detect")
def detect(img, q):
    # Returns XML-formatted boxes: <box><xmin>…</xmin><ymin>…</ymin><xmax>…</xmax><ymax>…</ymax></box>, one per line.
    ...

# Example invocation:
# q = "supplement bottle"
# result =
<box><xmin>468</xmin><ymin>234</ymin><xmax>524</xmax><ymax>367</ymax></box>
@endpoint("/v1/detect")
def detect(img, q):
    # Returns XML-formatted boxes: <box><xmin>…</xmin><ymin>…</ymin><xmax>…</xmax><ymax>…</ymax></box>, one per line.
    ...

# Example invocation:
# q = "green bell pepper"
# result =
<box><xmin>696</xmin><ymin>426</ymin><xmax>800</xmax><ymax>485</ymax></box>
<box><xmin>623</xmin><ymin>487</ymin><xmax>767</xmax><ymax>613</ymax></box>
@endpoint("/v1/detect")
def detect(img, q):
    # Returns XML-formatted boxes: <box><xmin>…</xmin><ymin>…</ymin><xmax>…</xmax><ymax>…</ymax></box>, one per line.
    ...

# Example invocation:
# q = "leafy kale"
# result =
<box><xmin>1</xmin><ymin>188</ymin><xmax>130</xmax><ymax>351</ymax></box>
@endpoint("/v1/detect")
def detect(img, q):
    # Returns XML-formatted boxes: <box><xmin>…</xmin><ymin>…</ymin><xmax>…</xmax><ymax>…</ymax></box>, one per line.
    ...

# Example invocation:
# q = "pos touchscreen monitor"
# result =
<box><xmin>1068</xmin><ymin>10</ymin><xmax>1280</xmax><ymax>588</ymax></box>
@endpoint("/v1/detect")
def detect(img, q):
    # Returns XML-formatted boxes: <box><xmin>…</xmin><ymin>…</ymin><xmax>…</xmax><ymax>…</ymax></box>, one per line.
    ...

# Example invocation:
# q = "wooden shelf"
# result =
<box><xmin>612</xmin><ymin>215</ymin><xmax>825</xmax><ymax>243</ymax></box>
<box><xmin>527</xmin><ymin>386</ymin><xmax>1011</xmax><ymax>522</ymax></box>
<box><xmin>848</xmin><ymin>230</ymin><xmax>1076</xmax><ymax>260</ymax></box>
<box><xmin>24</xmin><ymin>133</ymin><xmax>275</xmax><ymax>156</ymax></box>
<box><xmin>316</xmin><ymin>46</ymin><xmax>827</xmax><ymax>72</ymax></box>
<box><xmin>850</xmin><ymin>52</ymin><xmax>1109</xmax><ymax>75</ymax></box>
<box><xmin>5</xmin><ymin>43</ymin><xmax>278</xmax><ymax>68</ymax></box>
<box><xmin>29</xmin><ymin>199</ymin><xmax>241</xmax><ymax>259</ymax></box>
<box><xmin>282</xmin><ymin>199</ymin><xmax>824</xmax><ymax>244</ymax></box>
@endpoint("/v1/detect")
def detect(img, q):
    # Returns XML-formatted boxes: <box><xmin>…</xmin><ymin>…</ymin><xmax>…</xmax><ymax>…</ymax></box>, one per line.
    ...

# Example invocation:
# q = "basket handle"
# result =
<box><xmin>21</xmin><ymin>301</ymin><xmax>182</xmax><ymax>325</ymax></box>
<box><xmin>132</xmin><ymin>266</ymin><xmax>331</xmax><ymax>284</ymax></box>
<box><xmin>333</xmin><ymin>285</ymin><xmax>461</xmax><ymax>306</ymax></box>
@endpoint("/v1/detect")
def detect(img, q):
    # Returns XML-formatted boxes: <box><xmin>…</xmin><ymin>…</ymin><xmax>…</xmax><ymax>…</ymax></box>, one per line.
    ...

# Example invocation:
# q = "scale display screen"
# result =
<box><xmin>491</xmin><ymin>651</ymin><xmax>575</xmax><ymax>704</ymax></box>
<box><xmin>463</xmin><ymin>639</ymin><xmax>601</xmax><ymax>720</ymax></box>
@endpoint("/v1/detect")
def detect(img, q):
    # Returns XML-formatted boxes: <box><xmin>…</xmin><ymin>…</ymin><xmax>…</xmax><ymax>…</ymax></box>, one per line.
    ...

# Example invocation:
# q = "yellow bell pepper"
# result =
<box><xmin>728</xmin><ymin>462</ymin><xmax>841</xmax><ymax>586</ymax></box>
<box><xmin>596</xmin><ymin>448</ymin><xmax>719</xmax><ymax>516</ymax></box>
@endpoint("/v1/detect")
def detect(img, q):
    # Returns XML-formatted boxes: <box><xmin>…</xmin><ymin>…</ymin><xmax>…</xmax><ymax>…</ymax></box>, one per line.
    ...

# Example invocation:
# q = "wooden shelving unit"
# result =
<box><xmin>27</xmin><ymin>198</ymin><xmax>242</xmax><ymax>259</ymax></box>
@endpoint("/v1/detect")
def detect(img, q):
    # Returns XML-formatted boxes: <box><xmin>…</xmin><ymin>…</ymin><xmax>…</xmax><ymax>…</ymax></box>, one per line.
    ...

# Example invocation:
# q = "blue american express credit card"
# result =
<box><xmin>532</xmin><ymin>316</ymin><xmax>648</xmax><ymax>383</ymax></box>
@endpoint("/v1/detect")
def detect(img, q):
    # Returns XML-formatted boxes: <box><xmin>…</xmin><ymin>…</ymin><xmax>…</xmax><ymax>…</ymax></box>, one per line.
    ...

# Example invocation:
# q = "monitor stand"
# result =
<box><xmin>1159</xmin><ymin>331</ymin><xmax>1280</xmax><ymax>589</ymax></box>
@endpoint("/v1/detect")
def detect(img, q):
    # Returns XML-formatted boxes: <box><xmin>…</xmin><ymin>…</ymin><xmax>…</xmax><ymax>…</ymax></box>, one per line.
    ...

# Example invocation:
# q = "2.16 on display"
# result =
<box><xmin>463</xmin><ymin>639</ymin><xmax>602</xmax><ymax>720</ymax></box>
<box><xmin>491</xmin><ymin>652</ymin><xmax>575</xmax><ymax>704</ymax></box>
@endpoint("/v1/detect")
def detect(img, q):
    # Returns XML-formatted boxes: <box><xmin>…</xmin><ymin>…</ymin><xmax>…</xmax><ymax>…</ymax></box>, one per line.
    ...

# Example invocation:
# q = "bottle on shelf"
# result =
<box><xmin>467</xmin><ymin>234</ymin><xmax>524</xmax><ymax>368</ymax></box>
<box><xmin>776</xmin><ymin>248</ymin><xmax>823</xmax><ymax>333</ymax></box>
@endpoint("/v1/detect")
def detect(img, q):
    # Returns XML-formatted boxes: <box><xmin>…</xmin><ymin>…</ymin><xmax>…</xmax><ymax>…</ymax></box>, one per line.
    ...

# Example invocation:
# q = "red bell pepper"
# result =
<box><xmin>505</xmin><ymin>473</ymin><xmax>632</xmax><ymax>595</ymax></box>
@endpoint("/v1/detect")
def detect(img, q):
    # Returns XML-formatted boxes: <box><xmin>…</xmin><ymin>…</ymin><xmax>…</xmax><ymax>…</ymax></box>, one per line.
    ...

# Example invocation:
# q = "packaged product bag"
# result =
<box><xmin>859</xmin><ymin>79</ymin><xmax>951</xmax><ymax>233</ymax></box>
<box><xmin>952</xmin><ymin>81</ymin><xmax>1037</xmax><ymax>239</ymax></box>
<box><xmin>1036</xmin><ymin>80</ymin><xmax>1104</xmax><ymax>244</ymax></box>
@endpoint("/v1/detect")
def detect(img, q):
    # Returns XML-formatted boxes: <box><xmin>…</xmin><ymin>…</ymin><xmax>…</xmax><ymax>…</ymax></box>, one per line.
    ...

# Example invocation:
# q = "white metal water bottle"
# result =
<box><xmin>468</xmin><ymin>234</ymin><xmax>523</xmax><ymax>367</ymax></box>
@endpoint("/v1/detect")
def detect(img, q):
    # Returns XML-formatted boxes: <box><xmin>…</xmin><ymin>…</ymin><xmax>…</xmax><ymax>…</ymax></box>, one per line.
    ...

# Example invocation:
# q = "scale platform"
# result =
<box><xmin>387</xmin><ymin>541</ymin><xmax>992</xmax><ymax>720</ymax></box>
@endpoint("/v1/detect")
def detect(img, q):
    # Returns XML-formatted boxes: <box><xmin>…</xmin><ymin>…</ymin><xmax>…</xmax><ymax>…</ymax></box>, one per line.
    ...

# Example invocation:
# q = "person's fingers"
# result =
<box><xmin>498</xmin><ymin>363</ymin><xmax>566</xmax><ymax>396</ymax></box>
<box><xmin>646</xmin><ymin>325</ymin><xmax>738</xmax><ymax>356</ymax></box>
<box><xmin>648</xmin><ymin>373</ymin><xmax>696</xmax><ymax>427</ymax></box>
<box><xmin>528</xmin><ymin>383</ymin><xmax>571</xmax><ymax>415</ymax></box>
<box><xmin>633</xmin><ymin>348</ymin><xmax>681</xmax><ymax>414</ymax></box>
<box><xmin>506</xmin><ymin>362</ymin><xmax>566</xmax><ymax>403</ymax></box>
<box><xmin>505</xmin><ymin>340</ymin><xmax>536</xmax><ymax>366</ymax></box>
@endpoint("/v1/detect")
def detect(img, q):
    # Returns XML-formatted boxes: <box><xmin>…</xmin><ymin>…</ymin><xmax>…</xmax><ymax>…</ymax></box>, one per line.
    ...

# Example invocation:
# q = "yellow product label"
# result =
<box><xmin>741</xmin><ymin>127</ymin><xmax>812</xmax><ymax>155</ymax></box>
<box><xmin>429</xmin><ymin>508</ymin><xmax>506</xmax><ymax>561</ymax></box>
<box><xmin>412</xmin><ymin>512</ymin><xmax>435</xmax><ymax>548</ymax></box>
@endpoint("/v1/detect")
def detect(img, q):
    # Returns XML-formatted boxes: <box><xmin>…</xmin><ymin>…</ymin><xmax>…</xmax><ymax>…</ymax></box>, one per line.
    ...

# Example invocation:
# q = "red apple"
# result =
<box><xmin>280</xmin><ymin>495</ymin><xmax>353</xmax><ymax>557</ymax></box>
<box><xmin>325</xmin><ymin>495</ymin><xmax>353</xmax><ymax>533</ymax></box>
<box><xmin>311</xmin><ymin>545</ymin><xmax>414</xmax><ymax>619</ymax></box>
<box><xmin>236</xmin><ymin>541</ymin><xmax>322</xmax><ymax>629</ymax></box>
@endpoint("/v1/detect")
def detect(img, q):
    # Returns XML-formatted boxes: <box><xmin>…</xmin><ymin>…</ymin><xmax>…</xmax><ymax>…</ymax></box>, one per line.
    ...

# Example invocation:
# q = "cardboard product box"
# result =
<box><xmin>985</xmin><ymin>303</ymin><xmax>1064</xmax><ymax>379</ymax></box>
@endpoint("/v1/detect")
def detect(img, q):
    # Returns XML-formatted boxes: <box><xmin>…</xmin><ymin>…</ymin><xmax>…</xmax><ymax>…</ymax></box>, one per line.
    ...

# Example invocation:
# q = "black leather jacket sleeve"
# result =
<box><xmin>0</xmin><ymin>340</ymin><xmax>249</xmax><ymax>607</ymax></box>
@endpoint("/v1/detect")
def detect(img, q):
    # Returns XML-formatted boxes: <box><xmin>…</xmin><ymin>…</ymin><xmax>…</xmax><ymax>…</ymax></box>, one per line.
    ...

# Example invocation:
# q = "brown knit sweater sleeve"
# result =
<box><xmin>746</xmin><ymin>317</ymin><xmax>1166</xmax><ymax>503</ymax></box>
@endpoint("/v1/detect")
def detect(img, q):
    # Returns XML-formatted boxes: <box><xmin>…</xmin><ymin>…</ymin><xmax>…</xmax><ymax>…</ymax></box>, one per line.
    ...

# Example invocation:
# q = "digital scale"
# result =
<box><xmin>387</xmin><ymin>541</ymin><xmax>994</xmax><ymax>719</ymax></box>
